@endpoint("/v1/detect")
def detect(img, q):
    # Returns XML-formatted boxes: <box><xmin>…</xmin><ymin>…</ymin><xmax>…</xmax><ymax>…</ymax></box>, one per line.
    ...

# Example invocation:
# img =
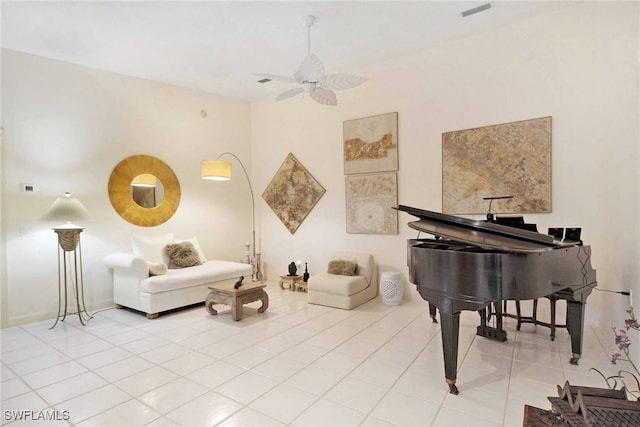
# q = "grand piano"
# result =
<box><xmin>397</xmin><ymin>205</ymin><xmax>597</xmax><ymax>395</ymax></box>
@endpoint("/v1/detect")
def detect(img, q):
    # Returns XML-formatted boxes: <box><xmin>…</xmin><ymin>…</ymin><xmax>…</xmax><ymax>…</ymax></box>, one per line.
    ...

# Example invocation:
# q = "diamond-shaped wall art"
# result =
<box><xmin>262</xmin><ymin>153</ymin><xmax>326</xmax><ymax>234</ymax></box>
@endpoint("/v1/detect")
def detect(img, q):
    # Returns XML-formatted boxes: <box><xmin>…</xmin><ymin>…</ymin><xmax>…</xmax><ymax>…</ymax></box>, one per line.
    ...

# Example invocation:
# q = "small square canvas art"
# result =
<box><xmin>345</xmin><ymin>172</ymin><xmax>398</xmax><ymax>235</ymax></box>
<box><xmin>343</xmin><ymin>112</ymin><xmax>398</xmax><ymax>175</ymax></box>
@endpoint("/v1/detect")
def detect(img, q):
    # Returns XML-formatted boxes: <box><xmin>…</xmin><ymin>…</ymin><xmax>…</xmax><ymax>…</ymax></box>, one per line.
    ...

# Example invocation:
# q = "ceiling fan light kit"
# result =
<box><xmin>258</xmin><ymin>15</ymin><xmax>367</xmax><ymax>106</ymax></box>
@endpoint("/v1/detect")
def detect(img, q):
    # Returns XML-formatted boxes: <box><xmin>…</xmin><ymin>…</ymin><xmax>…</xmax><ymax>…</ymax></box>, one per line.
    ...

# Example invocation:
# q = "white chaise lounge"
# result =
<box><xmin>104</xmin><ymin>234</ymin><xmax>252</xmax><ymax>318</ymax></box>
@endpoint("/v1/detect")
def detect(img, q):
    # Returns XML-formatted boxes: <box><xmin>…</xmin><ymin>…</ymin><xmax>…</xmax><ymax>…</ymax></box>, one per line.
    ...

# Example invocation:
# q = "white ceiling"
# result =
<box><xmin>1</xmin><ymin>1</ymin><xmax>569</xmax><ymax>102</ymax></box>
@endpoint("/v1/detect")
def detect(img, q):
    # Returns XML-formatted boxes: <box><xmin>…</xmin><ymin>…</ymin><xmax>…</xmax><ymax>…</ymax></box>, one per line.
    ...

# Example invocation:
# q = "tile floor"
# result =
<box><xmin>1</xmin><ymin>284</ymin><xmax>617</xmax><ymax>426</ymax></box>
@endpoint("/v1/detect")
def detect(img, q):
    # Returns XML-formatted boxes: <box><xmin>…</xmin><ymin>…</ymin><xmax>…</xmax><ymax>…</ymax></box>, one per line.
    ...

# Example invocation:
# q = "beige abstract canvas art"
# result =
<box><xmin>344</xmin><ymin>112</ymin><xmax>398</xmax><ymax>175</ymax></box>
<box><xmin>442</xmin><ymin>116</ymin><xmax>552</xmax><ymax>215</ymax></box>
<box><xmin>345</xmin><ymin>172</ymin><xmax>398</xmax><ymax>235</ymax></box>
<box><xmin>262</xmin><ymin>153</ymin><xmax>326</xmax><ymax>234</ymax></box>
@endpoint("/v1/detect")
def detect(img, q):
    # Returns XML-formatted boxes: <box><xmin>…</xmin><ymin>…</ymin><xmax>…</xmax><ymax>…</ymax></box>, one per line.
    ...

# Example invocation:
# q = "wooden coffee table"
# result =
<box><xmin>205</xmin><ymin>280</ymin><xmax>268</xmax><ymax>321</ymax></box>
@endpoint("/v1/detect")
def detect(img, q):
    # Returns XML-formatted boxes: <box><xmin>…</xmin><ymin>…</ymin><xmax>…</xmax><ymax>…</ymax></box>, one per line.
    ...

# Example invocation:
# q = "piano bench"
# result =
<box><xmin>504</xmin><ymin>296</ymin><xmax>567</xmax><ymax>340</ymax></box>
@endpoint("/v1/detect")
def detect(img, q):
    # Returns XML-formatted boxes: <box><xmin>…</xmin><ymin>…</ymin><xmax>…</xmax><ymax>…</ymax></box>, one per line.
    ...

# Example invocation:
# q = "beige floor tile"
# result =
<box><xmin>139</xmin><ymin>377</ymin><xmax>208</xmax><ymax>414</ymax></box>
<box><xmin>249</xmin><ymin>383</ymin><xmax>318</xmax><ymax>424</ymax></box>
<box><xmin>215</xmin><ymin>371</ymin><xmax>279</xmax><ymax>404</ymax></box>
<box><xmin>291</xmin><ymin>398</ymin><xmax>367</xmax><ymax>426</ymax></box>
<box><xmin>77</xmin><ymin>399</ymin><xmax>161</xmax><ymax>426</ymax></box>
<box><xmin>166</xmin><ymin>391</ymin><xmax>242</xmax><ymax>426</ymax></box>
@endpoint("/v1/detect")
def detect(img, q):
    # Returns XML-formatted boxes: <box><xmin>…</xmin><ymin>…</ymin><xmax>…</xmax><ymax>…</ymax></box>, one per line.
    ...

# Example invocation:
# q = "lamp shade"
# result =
<box><xmin>131</xmin><ymin>173</ymin><xmax>157</xmax><ymax>187</ymax></box>
<box><xmin>41</xmin><ymin>192</ymin><xmax>91</xmax><ymax>228</ymax></box>
<box><xmin>201</xmin><ymin>160</ymin><xmax>231</xmax><ymax>181</ymax></box>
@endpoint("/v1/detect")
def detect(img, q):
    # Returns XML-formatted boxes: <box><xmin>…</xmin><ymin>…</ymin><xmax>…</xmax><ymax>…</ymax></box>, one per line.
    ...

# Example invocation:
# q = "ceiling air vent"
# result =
<box><xmin>461</xmin><ymin>2</ymin><xmax>493</xmax><ymax>18</ymax></box>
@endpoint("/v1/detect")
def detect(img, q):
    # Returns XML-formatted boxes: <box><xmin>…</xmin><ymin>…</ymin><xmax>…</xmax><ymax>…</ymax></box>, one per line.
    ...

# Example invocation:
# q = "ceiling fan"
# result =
<box><xmin>257</xmin><ymin>15</ymin><xmax>367</xmax><ymax>106</ymax></box>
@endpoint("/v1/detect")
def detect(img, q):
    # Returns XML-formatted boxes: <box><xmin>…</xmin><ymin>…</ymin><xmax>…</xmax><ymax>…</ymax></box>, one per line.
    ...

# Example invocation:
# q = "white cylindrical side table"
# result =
<box><xmin>380</xmin><ymin>272</ymin><xmax>403</xmax><ymax>306</ymax></box>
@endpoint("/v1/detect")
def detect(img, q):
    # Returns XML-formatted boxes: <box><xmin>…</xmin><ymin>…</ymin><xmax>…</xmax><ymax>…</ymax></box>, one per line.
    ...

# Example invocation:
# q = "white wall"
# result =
<box><xmin>1</xmin><ymin>50</ymin><xmax>252</xmax><ymax>326</ymax></box>
<box><xmin>251</xmin><ymin>2</ymin><xmax>639</xmax><ymax>327</ymax></box>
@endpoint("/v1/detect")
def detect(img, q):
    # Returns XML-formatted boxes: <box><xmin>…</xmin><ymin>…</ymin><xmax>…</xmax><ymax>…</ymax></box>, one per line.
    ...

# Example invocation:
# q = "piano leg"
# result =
<box><xmin>566</xmin><ymin>300</ymin><xmax>586</xmax><ymax>365</ymax></box>
<box><xmin>429</xmin><ymin>303</ymin><xmax>438</xmax><ymax>323</ymax></box>
<box><xmin>439</xmin><ymin>311</ymin><xmax>460</xmax><ymax>395</ymax></box>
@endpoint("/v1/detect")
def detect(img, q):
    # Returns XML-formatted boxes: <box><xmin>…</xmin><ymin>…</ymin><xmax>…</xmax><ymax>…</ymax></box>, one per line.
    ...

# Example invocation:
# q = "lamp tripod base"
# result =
<box><xmin>50</xmin><ymin>229</ymin><xmax>93</xmax><ymax>329</ymax></box>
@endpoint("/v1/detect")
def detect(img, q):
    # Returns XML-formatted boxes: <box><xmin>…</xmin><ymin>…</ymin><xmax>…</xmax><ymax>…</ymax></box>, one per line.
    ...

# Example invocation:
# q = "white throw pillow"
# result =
<box><xmin>148</xmin><ymin>261</ymin><xmax>168</xmax><ymax>276</ymax></box>
<box><xmin>174</xmin><ymin>237</ymin><xmax>207</xmax><ymax>263</ymax></box>
<box><xmin>131</xmin><ymin>233</ymin><xmax>174</xmax><ymax>264</ymax></box>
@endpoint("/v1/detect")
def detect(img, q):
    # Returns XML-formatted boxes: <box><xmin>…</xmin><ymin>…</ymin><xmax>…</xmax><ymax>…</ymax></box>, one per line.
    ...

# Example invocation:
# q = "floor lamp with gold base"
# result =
<box><xmin>201</xmin><ymin>154</ymin><xmax>262</xmax><ymax>282</ymax></box>
<box><xmin>42</xmin><ymin>193</ymin><xmax>93</xmax><ymax>329</ymax></box>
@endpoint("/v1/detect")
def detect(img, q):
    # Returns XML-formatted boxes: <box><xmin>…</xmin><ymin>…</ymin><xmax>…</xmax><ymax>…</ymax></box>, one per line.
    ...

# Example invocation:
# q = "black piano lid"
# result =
<box><xmin>396</xmin><ymin>205</ymin><xmax>578</xmax><ymax>253</ymax></box>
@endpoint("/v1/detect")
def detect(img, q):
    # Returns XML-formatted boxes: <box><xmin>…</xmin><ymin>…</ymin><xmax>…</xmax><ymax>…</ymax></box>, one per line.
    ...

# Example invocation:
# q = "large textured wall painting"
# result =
<box><xmin>344</xmin><ymin>112</ymin><xmax>398</xmax><ymax>174</ymax></box>
<box><xmin>442</xmin><ymin>116</ymin><xmax>552</xmax><ymax>215</ymax></box>
<box><xmin>345</xmin><ymin>172</ymin><xmax>398</xmax><ymax>235</ymax></box>
<box><xmin>262</xmin><ymin>153</ymin><xmax>326</xmax><ymax>234</ymax></box>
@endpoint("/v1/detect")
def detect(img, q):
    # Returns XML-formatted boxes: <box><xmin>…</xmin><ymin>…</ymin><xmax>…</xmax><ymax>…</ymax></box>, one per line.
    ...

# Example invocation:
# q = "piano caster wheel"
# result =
<box><xmin>570</xmin><ymin>355</ymin><xmax>580</xmax><ymax>365</ymax></box>
<box><xmin>431</xmin><ymin>315</ymin><xmax>438</xmax><ymax>323</ymax></box>
<box><xmin>447</xmin><ymin>381</ymin><xmax>459</xmax><ymax>395</ymax></box>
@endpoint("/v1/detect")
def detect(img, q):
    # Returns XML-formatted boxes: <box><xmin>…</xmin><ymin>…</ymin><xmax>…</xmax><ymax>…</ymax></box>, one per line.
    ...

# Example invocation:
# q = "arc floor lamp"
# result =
<box><xmin>201</xmin><ymin>153</ymin><xmax>262</xmax><ymax>282</ymax></box>
<box><xmin>41</xmin><ymin>192</ymin><xmax>93</xmax><ymax>328</ymax></box>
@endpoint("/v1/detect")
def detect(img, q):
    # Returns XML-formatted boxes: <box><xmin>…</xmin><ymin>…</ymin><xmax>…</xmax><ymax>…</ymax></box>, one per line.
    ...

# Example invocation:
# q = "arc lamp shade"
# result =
<box><xmin>201</xmin><ymin>160</ymin><xmax>232</xmax><ymax>181</ymax></box>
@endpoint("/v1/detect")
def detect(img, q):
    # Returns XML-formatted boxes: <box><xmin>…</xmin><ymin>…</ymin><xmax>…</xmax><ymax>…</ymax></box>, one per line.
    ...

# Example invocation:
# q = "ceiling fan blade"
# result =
<box><xmin>294</xmin><ymin>54</ymin><xmax>325</xmax><ymax>82</ymax></box>
<box><xmin>275</xmin><ymin>87</ymin><xmax>304</xmax><ymax>101</ymax></box>
<box><xmin>255</xmin><ymin>73</ymin><xmax>297</xmax><ymax>84</ymax></box>
<box><xmin>320</xmin><ymin>74</ymin><xmax>368</xmax><ymax>90</ymax></box>
<box><xmin>310</xmin><ymin>87</ymin><xmax>337</xmax><ymax>106</ymax></box>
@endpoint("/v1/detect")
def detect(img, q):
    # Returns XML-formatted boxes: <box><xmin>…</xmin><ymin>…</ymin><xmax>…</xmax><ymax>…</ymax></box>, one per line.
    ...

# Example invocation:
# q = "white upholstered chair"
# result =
<box><xmin>307</xmin><ymin>252</ymin><xmax>378</xmax><ymax>309</ymax></box>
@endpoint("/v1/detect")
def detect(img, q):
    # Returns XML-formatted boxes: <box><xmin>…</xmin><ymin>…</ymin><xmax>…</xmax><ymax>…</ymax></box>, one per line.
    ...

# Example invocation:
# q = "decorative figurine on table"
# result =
<box><xmin>288</xmin><ymin>261</ymin><xmax>297</xmax><ymax>276</ymax></box>
<box><xmin>303</xmin><ymin>262</ymin><xmax>310</xmax><ymax>282</ymax></box>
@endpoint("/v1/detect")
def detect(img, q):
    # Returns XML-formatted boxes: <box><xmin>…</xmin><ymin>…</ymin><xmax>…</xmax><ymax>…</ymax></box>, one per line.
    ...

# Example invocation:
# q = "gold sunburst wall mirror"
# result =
<box><xmin>108</xmin><ymin>155</ymin><xmax>181</xmax><ymax>227</ymax></box>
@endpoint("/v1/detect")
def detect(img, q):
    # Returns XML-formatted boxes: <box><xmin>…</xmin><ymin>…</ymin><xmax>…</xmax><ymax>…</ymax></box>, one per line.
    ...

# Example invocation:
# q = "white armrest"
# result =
<box><xmin>104</xmin><ymin>253</ymin><xmax>149</xmax><ymax>279</ymax></box>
